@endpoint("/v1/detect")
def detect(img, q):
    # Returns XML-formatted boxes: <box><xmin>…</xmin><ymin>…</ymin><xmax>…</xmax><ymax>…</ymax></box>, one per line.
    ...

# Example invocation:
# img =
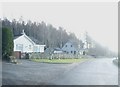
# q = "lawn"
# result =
<box><xmin>30</xmin><ymin>58</ymin><xmax>88</xmax><ymax>64</ymax></box>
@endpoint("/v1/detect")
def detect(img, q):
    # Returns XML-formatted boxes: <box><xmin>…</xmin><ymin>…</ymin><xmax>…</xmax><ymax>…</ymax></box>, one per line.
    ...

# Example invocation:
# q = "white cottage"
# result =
<box><xmin>62</xmin><ymin>41</ymin><xmax>79</xmax><ymax>54</ymax></box>
<box><xmin>14</xmin><ymin>30</ymin><xmax>45</xmax><ymax>53</ymax></box>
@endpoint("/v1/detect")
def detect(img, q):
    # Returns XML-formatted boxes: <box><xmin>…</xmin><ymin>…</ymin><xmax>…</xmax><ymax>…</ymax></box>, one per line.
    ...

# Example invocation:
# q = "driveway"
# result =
<box><xmin>2</xmin><ymin>59</ymin><xmax>80</xmax><ymax>85</ymax></box>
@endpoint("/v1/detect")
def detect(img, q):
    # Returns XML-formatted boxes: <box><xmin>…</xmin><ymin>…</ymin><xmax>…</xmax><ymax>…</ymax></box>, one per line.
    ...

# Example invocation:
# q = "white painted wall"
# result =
<box><xmin>14</xmin><ymin>34</ymin><xmax>45</xmax><ymax>53</ymax></box>
<box><xmin>14</xmin><ymin>35</ymin><xmax>34</xmax><ymax>53</ymax></box>
<box><xmin>39</xmin><ymin>45</ymin><xmax>45</xmax><ymax>53</ymax></box>
<box><xmin>34</xmin><ymin>45</ymin><xmax>45</xmax><ymax>53</ymax></box>
<box><xmin>62</xmin><ymin>42</ymin><xmax>78</xmax><ymax>54</ymax></box>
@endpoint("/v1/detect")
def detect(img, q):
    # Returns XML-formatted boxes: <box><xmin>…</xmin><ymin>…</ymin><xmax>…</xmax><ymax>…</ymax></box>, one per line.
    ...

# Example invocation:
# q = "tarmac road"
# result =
<box><xmin>51</xmin><ymin>58</ymin><xmax>118</xmax><ymax>85</ymax></box>
<box><xmin>2</xmin><ymin>58</ymin><xmax>118</xmax><ymax>85</ymax></box>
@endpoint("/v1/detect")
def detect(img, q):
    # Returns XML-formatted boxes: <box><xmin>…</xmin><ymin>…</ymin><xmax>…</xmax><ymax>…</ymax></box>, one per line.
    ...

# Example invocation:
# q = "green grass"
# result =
<box><xmin>30</xmin><ymin>58</ymin><xmax>88</xmax><ymax>64</ymax></box>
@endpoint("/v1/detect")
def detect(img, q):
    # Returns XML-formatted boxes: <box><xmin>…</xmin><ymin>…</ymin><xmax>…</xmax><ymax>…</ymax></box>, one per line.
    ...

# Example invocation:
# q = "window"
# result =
<box><xmin>66</xmin><ymin>45</ymin><xmax>67</xmax><ymax>47</ymax></box>
<box><xmin>29</xmin><ymin>45</ymin><xmax>32</xmax><ymax>49</ymax></box>
<box><xmin>16</xmin><ymin>44</ymin><xmax>23</xmax><ymax>51</ymax></box>
<box><xmin>83</xmin><ymin>51</ymin><xmax>85</xmax><ymax>55</ymax></box>
<box><xmin>34</xmin><ymin>46</ymin><xmax>38</xmax><ymax>52</ymax></box>
<box><xmin>74</xmin><ymin>51</ymin><xmax>76</xmax><ymax>54</ymax></box>
<box><xmin>71</xmin><ymin>45</ymin><xmax>72</xmax><ymax>47</ymax></box>
<box><xmin>71</xmin><ymin>51</ymin><xmax>73</xmax><ymax>53</ymax></box>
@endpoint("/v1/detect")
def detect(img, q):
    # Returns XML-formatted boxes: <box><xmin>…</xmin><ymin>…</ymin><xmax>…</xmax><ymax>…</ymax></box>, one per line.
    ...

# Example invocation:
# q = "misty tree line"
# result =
<box><xmin>84</xmin><ymin>32</ymin><xmax>117</xmax><ymax>57</ymax></box>
<box><xmin>1</xmin><ymin>17</ymin><xmax>117</xmax><ymax>57</ymax></box>
<box><xmin>1</xmin><ymin>18</ymin><xmax>79</xmax><ymax>49</ymax></box>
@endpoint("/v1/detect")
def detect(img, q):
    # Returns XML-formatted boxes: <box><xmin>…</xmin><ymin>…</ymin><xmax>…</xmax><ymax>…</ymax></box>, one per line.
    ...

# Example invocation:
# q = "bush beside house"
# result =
<box><xmin>2</xmin><ymin>27</ymin><xmax>14</xmax><ymax>61</ymax></box>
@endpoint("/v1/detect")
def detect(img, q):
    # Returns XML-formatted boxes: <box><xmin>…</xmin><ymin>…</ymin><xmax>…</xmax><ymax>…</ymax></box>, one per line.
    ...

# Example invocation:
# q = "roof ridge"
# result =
<box><xmin>23</xmin><ymin>34</ymin><xmax>36</xmax><ymax>45</ymax></box>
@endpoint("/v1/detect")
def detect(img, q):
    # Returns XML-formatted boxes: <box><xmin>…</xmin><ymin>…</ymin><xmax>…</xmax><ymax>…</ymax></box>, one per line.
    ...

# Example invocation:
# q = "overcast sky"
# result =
<box><xmin>2</xmin><ymin>2</ymin><xmax>118</xmax><ymax>52</ymax></box>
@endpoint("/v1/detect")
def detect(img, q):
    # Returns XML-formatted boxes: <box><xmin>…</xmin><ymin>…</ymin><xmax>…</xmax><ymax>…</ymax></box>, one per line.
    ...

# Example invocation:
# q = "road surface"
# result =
<box><xmin>51</xmin><ymin>58</ymin><xmax>118</xmax><ymax>85</ymax></box>
<box><xmin>2</xmin><ymin>58</ymin><xmax>118</xmax><ymax>85</ymax></box>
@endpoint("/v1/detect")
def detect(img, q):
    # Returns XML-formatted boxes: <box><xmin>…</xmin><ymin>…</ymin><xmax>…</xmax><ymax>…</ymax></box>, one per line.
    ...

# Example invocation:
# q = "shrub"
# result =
<box><xmin>2</xmin><ymin>27</ymin><xmax>14</xmax><ymax>61</ymax></box>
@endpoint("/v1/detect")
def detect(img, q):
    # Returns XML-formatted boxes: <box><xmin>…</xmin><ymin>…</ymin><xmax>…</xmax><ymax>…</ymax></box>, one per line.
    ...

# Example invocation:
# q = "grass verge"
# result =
<box><xmin>30</xmin><ymin>58</ymin><xmax>89</xmax><ymax>64</ymax></box>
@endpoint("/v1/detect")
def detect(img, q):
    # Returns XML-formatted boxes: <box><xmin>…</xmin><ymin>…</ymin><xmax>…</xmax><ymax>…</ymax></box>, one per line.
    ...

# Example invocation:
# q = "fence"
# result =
<box><xmin>28</xmin><ymin>53</ymin><xmax>85</xmax><ymax>59</ymax></box>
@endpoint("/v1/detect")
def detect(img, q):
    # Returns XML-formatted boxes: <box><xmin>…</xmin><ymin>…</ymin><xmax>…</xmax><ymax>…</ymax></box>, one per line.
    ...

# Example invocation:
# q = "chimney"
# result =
<box><xmin>21</xmin><ymin>29</ymin><xmax>25</xmax><ymax>35</ymax></box>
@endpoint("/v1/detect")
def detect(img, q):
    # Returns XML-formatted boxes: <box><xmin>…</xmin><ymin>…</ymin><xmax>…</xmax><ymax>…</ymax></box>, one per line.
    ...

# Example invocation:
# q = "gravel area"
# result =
<box><xmin>2</xmin><ymin>59</ymin><xmax>80</xmax><ymax>85</ymax></box>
